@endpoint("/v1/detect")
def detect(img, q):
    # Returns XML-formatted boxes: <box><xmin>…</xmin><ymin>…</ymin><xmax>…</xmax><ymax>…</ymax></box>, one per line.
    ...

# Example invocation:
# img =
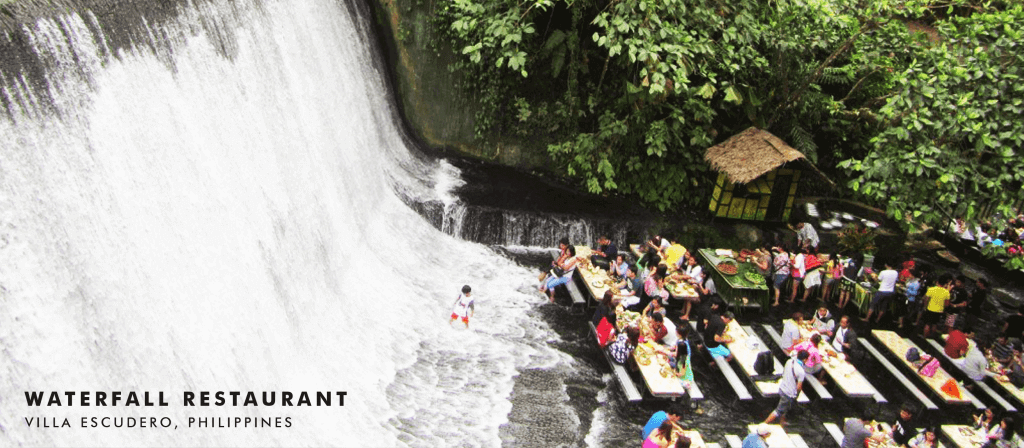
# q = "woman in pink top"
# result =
<box><xmin>791</xmin><ymin>334</ymin><xmax>824</xmax><ymax>381</ymax></box>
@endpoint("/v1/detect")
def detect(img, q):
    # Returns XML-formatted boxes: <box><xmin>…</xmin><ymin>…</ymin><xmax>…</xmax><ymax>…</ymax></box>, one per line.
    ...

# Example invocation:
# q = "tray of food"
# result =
<box><xmin>744</xmin><ymin>271</ymin><xmax>765</xmax><ymax>285</ymax></box>
<box><xmin>717</xmin><ymin>260</ymin><xmax>739</xmax><ymax>275</ymax></box>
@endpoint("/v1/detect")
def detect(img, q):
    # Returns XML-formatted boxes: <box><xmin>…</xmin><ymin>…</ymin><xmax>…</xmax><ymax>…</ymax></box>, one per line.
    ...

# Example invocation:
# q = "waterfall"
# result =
<box><xmin>0</xmin><ymin>0</ymin><xmax>571</xmax><ymax>445</ymax></box>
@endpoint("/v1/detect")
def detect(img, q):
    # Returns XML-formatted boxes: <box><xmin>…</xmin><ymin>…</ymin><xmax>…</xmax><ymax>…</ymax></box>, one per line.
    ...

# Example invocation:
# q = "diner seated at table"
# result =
<box><xmin>695</xmin><ymin>295</ymin><xmax>724</xmax><ymax>334</ymax></box>
<box><xmin>989</xmin><ymin>334</ymin><xmax>1015</xmax><ymax>366</ymax></box>
<box><xmin>840</xmin><ymin>411</ymin><xmax>886</xmax><ymax>448</ymax></box>
<box><xmin>593</xmin><ymin>290</ymin><xmax>617</xmax><ymax>327</ymax></box>
<box><xmin>890</xmin><ymin>404</ymin><xmax>918</xmax><ymax>447</ymax></box>
<box><xmin>944</xmin><ymin>326</ymin><xmax>973</xmax><ymax>359</ymax></box>
<box><xmin>615</xmin><ymin>265</ymin><xmax>643</xmax><ymax>307</ymax></box>
<box><xmin>671</xmin><ymin>256</ymin><xmax>704</xmax><ymax>286</ymax></box>
<box><xmin>984</xmin><ymin>416</ymin><xmax>1016</xmax><ymax>446</ymax></box>
<box><xmin>791</xmin><ymin>334</ymin><xmax>825</xmax><ymax>383</ymax></box>
<box><xmin>640</xmin><ymin>256</ymin><xmax>662</xmax><ymax>282</ymax></box>
<box><xmin>539</xmin><ymin>244</ymin><xmax>579</xmax><ymax>303</ymax></box>
<box><xmin>832</xmin><ymin>316</ymin><xmax>858</xmax><ymax>358</ymax></box>
<box><xmin>811</xmin><ymin>306</ymin><xmax>835</xmax><ymax>340</ymax></box>
<box><xmin>644</xmin><ymin>269</ymin><xmax>670</xmax><ymax>305</ymax></box>
<box><xmin>642</xmin><ymin>420</ymin><xmax>677</xmax><ymax>448</ymax></box>
<box><xmin>590</xmin><ymin>235</ymin><xmax>618</xmax><ymax>270</ymax></box>
<box><xmin>907</xmin><ymin>426</ymin><xmax>938</xmax><ymax>448</ymax></box>
<box><xmin>958</xmin><ymin>344</ymin><xmax>999</xmax><ymax>382</ymax></box>
<box><xmin>608</xmin><ymin>326</ymin><xmax>640</xmax><ymax>365</ymax></box>
<box><xmin>974</xmin><ymin>408</ymin><xmax>997</xmax><ymax>433</ymax></box>
<box><xmin>648</xmin><ymin>313</ymin><xmax>669</xmax><ymax>345</ymax></box>
<box><xmin>703</xmin><ymin>312</ymin><xmax>735</xmax><ymax>364</ymax></box>
<box><xmin>610</xmin><ymin>253</ymin><xmax>629</xmax><ymax>279</ymax></box>
<box><xmin>641</xmin><ymin>405</ymin><xmax>686</xmax><ymax>441</ymax></box>
<box><xmin>645</xmin><ymin>235</ymin><xmax>671</xmax><ymax>259</ymax></box>
<box><xmin>780</xmin><ymin>313</ymin><xmax>805</xmax><ymax>355</ymax></box>
<box><xmin>644</xmin><ymin>293</ymin><xmax>668</xmax><ymax>318</ymax></box>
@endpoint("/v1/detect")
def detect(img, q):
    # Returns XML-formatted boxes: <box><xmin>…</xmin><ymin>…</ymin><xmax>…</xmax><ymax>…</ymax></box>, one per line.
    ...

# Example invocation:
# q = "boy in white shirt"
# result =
<box><xmin>449</xmin><ymin>285</ymin><xmax>475</xmax><ymax>328</ymax></box>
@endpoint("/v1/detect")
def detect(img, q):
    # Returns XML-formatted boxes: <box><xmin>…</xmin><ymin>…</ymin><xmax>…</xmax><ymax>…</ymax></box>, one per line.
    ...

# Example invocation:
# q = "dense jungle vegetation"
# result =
<box><xmin>433</xmin><ymin>0</ymin><xmax>1023</xmax><ymax>230</ymax></box>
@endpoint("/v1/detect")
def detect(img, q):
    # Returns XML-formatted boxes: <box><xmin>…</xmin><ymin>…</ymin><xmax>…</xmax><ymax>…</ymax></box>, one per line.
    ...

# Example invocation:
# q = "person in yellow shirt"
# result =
<box><xmin>922</xmin><ymin>274</ymin><xmax>954</xmax><ymax>338</ymax></box>
<box><xmin>664</xmin><ymin>242</ymin><xmax>688</xmax><ymax>269</ymax></box>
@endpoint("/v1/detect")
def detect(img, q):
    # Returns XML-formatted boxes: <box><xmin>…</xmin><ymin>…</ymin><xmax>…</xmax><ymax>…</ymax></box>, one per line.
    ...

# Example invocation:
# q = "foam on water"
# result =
<box><xmin>0</xmin><ymin>0</ymin><xmax>567</xmax><ymax>445</ymax></box>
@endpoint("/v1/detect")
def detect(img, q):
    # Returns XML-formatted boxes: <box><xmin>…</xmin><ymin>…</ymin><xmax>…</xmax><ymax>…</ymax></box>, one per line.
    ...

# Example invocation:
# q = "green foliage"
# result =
<box><xmin>840</xmin><ymin>4</ymin><xmax>1024</xmax><ymax>230</ymax></box>
<box><xmin>435</xmin><ymin>0</ymin><xmax>1023</xmax><ymax>218</ymax></box>
<box><xmin>836</xmin><ymin>224</ymin><xmax>878</xmax><ymax>254</ymax></box>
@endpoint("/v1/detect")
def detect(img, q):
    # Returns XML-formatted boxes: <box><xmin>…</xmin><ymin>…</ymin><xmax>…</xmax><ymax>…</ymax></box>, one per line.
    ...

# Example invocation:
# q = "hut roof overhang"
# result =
<box><xmin>704</xmin><ymin>127</ymin><xmax>835</xmax><ymax>188</ymax></box>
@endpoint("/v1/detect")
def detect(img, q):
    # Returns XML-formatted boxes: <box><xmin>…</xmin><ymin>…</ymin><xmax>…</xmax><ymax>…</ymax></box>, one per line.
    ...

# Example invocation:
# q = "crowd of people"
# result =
<box><xmin>537</xmin><ymin>224</ymin><xmax>1023</xmax><ymax>448</ymax></box>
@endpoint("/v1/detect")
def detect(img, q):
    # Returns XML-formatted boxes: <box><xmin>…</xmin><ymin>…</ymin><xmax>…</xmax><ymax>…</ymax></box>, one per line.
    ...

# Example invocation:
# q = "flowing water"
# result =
<box><xmin>0</xmin><ymin>1</ymin><xmax>584</xmax><ymax>445</ymax></box>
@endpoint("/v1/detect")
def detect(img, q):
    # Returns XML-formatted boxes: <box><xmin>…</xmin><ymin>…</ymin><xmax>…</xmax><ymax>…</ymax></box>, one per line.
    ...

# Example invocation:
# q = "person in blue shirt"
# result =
<box><xmin>641</xmin><ymin>405</ymin><xmax>685</xmax><ymax>441</ymax></box>
<box><xmin>742</xmin><ymin>424</ymin><xmax>772</xmax><ymax>448</ymax></box>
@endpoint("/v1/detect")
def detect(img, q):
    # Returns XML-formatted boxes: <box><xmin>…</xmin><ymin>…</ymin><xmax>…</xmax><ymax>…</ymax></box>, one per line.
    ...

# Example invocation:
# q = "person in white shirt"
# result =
<box><xmin>763</xmin><ymin>350</ymin><xmax>807</xmax><ymax>425</ymax></box>
<box><xmin>832</xmin><ymin>316</ymin><xmax>857</xmax><ymax>355</ymax></box>
<box><xmin>780</xmin><ymin>313</ymin><xmax>805</xmax><ymax>355</ymax></box>
<box><xmin>449</xmin><ymin>285</ymin><xmax>475</xmax><ymax>328</ymax></box>
<box><xmin>864</xmin><ymin>261</ymin><xmax>899</xmax><ymax>324</ymax></box>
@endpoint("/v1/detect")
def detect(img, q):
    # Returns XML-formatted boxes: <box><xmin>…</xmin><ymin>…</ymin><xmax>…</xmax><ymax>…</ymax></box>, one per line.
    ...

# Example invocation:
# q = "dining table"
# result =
<box><xmin>789</xmin><ymin>319</ymin><xmax>880</xmax><ymax>398</ymax></box>
<box><xmin>873</xmin><ymin>330</ymin><xmax>972</xmax><ymax>404</ymax></box>
<box><xmin>697</xmin><ymin>248</ymin><xmax>769</xmax><ymax>310</ymax></box>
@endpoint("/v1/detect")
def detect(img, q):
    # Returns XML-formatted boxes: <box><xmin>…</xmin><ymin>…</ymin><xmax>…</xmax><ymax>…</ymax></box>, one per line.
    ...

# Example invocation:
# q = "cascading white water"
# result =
<box><xmin>0</xmin><ymin>0</ymin><xmax>571</xmax><ymax>446</ymax></box>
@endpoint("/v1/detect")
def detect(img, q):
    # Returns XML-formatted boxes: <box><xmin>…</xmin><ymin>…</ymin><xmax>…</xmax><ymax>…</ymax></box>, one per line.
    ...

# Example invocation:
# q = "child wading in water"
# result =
<box><xmin>449</xmin><ymin>285</ymin><xmax>475</xmax><ymax>328</ymax></box>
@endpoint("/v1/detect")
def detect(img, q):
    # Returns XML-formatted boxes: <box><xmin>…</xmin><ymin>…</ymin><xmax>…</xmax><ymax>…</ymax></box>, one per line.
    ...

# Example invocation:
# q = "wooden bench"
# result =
<box><xmin>689</xmin><ymin>321</ymin><xmax>753</xmax><ymax>400</ymax></box>
<box><xmin>789</xmin><ymin>434</ymin><xmax>810</xmax><ymax>448</ymax></box>
<box><xmin>737</xmin><ymin>325</ymin><xmax>809</xmax><ymax>403</ymax></box>
<box><xmin>724</xmin><ymin>434</ymin><xmax>743</xmax><ymax>448</ymax></box>
<box><xmin>588</xmin><ymin>322</ymin><xmax>643</xmax><ymax>403</ymax></box>
<box><xmin>548</xmin><ymin>249</ymin><xmax>587</xmax><ymax>310</ymax></box>
<box><xmin>761</xmin><ymin>324</ymin><xmax>834</xmax><ymax>400</ymax></box>
<box><xmin>924</xmin><ymin>339</ymin><xmax>1014</xmax><ymax>412</ymax></box>
<box><xmin>860</xmin><ymin>339</ymin><xmax>939</xmax><ymax>410</ymax></box>
<box><xmin>824</xmin><ymin>422</ymin><xmax>844</xmax><ymax>445</ymax></box>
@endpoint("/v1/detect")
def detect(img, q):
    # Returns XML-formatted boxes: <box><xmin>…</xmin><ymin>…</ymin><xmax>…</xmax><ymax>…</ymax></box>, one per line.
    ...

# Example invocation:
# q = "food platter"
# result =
<box><xmin>717</xmin><ymin>259</ymin><xmax>739</xmax><ymax>275</ymax></box>
<box><xmin>591</xmin><ymin>280</ymin><xmax>605</xmax><ymax>287</ymax></box>
<box><xmin>744</xmin><ymin>271</ymin><xmax>765</xmax><ymax>285</ymax></box>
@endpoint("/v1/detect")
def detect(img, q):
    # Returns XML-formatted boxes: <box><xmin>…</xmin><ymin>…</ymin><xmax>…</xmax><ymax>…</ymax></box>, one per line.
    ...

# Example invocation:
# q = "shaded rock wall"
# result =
<box><xmin>367</xmin><ymin>0</ymin><xmax>549</xmax><ymax>168</ymax></box>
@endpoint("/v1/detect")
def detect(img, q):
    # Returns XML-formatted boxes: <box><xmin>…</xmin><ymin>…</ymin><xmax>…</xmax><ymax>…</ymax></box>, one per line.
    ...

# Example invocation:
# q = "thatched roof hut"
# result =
<box><xmin>704</xmin><ymin>127</ymin><xmax>832</xmax><ymax>222</ymax></box>
<box><xmin>706</xmin><ymin>127</ymin><xmax>808</xmax><ymax>184</ymax></box>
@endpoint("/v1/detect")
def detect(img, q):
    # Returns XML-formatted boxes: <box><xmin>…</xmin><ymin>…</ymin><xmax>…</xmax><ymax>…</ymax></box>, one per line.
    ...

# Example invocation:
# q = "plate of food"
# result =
<box><xmin>591</xmin><ymin>280</ymin><xmax>605</xmax><ymax>287</ymax></box>
<box><xmin>717</xmin><ymin>260</ymin><xmax>739</xmax><ymax>275</ymax></box>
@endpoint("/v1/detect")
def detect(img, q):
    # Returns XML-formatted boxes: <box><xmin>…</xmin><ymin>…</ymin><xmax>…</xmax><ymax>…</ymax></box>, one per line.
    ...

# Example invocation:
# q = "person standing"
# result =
<box><xmin>772</xmin><ymin>246</ymin><xmax>791</xmax><ymax>307</ymax></box>
<box><xmin>865</xmin><ymin>260</ymin><xmax>899</xmax><ymax>324</ymax></box>
<box><xmin>795</xmin><ymin>222</ymin><xmax>820</xmax><ymax>251</ymax></box>
<box><xmin>764</xmin><ymin>350</ymin><xmax>808</xmax><ymax>425</ymax></box>
<box><xmin>449</xmin><ymin>285</ymin><xmax>475</xmax><ymax>328</ymax></box>
<box><xmin>922</xmin><ymin>274</ymin><xmax>954</xmax><ymax>338</ymax></box>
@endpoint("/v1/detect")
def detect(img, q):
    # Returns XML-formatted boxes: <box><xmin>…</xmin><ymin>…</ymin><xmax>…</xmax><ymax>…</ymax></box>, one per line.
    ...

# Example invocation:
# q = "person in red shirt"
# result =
<box><xmin>944</xmin><ymin>327</ymin><xmax>973</xmax><ymax>359</ymax></box>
